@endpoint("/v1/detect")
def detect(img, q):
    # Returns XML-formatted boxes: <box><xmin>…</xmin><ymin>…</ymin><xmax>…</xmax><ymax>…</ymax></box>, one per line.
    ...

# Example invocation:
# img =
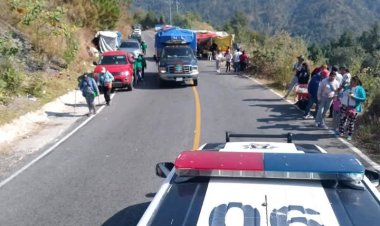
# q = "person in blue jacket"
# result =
<box><xmin>303</xmin><ymin>71</ymin><xmax>321</xmax><ymax>119</ymax></box>
<box><xmin>338</xmin><ymin>76</ymin><xmax>366</xmax><ymax>141</ymax></box>
<box><xmin>79</xmin><ymin>73</ymin><xmax>99</xmax><ymax>116</ymax></box>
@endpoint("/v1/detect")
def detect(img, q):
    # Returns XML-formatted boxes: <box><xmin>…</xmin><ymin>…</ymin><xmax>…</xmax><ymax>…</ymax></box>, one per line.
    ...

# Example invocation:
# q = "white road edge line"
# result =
<box><xmin>246</xmin><ymin>75</ymin><xmax>380</xmax><ymax>171</ymax></box>
<box><xmin>0</xmin><ymin>93</ymin><xmax>116</xmax><ymax>188</ymax></box>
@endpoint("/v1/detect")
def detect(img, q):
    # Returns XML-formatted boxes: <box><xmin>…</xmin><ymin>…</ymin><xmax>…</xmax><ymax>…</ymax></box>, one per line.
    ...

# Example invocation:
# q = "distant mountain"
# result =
<box><xmin>132</xmin><ymin>0</ymin><xmax>380</xmax><ymax>43</ymax></box>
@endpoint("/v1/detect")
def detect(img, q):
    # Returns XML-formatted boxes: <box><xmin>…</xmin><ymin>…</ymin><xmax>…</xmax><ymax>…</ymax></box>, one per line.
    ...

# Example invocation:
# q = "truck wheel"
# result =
<box><xmin>193</xmin><ymin>79</ymin><xmax>198</xmax><ymax>86</ymax></box>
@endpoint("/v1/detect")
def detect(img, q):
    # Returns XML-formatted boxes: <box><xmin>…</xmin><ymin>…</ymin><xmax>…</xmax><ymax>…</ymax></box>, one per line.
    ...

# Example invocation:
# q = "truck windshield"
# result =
<box><xmin>161</xmin><ymin>47</ymin><xmax>194</xmax><ymax>59</ymax></box>
<box><xmin>100</xmin><ymin>55</ymin><xmax>128</xmax><ymax>65</ymax></box>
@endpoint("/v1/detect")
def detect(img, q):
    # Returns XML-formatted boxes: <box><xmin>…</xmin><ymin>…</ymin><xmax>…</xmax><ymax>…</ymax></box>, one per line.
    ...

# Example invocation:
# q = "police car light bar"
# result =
<box><xmin>225</xmin><ymin>132</ymin><xmax>293</xmax><ymax>143</ymax></box>
<box><xmin>174</xmin><ymin>151</ymin><xmax>364</xmax><ymax>182</ymax></box>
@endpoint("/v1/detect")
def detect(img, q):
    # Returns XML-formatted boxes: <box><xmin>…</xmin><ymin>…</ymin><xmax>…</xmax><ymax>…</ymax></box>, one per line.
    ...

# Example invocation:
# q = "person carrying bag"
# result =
<box><xmin>337</xmin><ymin>76</ymin><xmax>366</xmax><ymax>141</ymax></box>
<box><xmin>99</xmin><ymin>67</ymin><xmax>114</xmax><ymax>106</ymax></box>
<box><xmin>79</xmin><ymin>73</ymin><xmax>99</xmax><ymax>115</ymax></box>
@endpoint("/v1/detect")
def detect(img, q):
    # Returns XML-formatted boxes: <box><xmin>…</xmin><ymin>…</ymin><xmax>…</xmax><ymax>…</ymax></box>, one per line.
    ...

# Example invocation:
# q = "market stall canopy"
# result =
<box><xmin>155</xmin><ymin>27</ymin><xmax>197</xmax><ymax>51</ymax></box>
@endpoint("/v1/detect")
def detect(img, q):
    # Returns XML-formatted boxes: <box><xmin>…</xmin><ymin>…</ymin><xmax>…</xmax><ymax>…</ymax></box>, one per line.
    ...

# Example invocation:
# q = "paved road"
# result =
<box><xmin>0</xmin><ymin>30</ymin><xmax>377</xmax><ymax>226</ymax></box>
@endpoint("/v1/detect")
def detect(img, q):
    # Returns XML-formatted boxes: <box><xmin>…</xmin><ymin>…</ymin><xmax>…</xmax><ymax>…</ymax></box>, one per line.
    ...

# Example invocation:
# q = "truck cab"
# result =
<box><xmin>158</xmin><ymin>45</ymin><xmax>199</xmax><ymax>86</ymax></box>
<box><xmin>155</xmin><ymin>27</ymin><xmax>199</xmax><ymax>86</ymax></box>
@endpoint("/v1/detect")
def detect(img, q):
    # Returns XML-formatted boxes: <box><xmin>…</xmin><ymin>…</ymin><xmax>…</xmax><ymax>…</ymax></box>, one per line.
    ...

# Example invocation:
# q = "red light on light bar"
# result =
<box><xmin>175</xmin><ymin>151</ymin><xmax>264</xmax><ymax>177</ymax></box>
<box><xmin>174</xmin><ymin>151</ymin><xmax>364</xmax><ymax>181</ymax></box>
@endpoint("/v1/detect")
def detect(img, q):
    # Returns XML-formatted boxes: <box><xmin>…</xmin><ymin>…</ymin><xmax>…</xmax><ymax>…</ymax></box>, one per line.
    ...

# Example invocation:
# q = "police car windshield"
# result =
<box><xmin>100</xmin><ymin>55</ymin><xmax>128</xmax><ymax>65</ymax></box>
<box><xmin>161</xmin><ymin>47</ymin><xmax>194</xmax><ymax>59</ymax></box>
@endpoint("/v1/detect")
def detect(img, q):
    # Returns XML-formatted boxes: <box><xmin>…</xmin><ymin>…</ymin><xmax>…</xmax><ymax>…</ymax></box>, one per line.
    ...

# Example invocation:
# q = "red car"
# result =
<box><xmin>93</xmin><ymin>51</ymin><xmax>134</xmax><ymax>91</ymax></box>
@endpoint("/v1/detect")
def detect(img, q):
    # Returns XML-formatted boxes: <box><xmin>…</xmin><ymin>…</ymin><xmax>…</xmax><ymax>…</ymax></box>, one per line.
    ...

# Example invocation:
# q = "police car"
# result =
<box><xmin>138</xmin><ymin>133</ymin><xmax>380</xmax><ymax>226</ymax></box>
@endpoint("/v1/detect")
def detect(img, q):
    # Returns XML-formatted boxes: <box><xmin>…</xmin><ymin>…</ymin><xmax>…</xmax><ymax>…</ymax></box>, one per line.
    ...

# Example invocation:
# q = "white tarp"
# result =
<box><xmin>95</xmin><ymin>31</ymin><xmax>119</xmax><ymax>53</ymax></box>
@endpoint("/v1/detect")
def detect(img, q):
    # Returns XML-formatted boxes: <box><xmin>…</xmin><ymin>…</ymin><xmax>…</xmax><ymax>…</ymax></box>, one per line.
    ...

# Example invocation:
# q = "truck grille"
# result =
<box><xmin>167</xmin><ymin>65</ymin><xmax>192</xmax><ymax>74</ymax></box>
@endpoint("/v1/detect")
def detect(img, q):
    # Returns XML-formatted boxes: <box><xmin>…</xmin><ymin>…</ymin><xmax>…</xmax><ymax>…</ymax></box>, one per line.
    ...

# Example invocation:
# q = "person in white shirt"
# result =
<box><xmin>332</xmin><ymin>66</ymin><xmax>343</xmax><ymax>85</ymax></box>
<box><xmin>341</xmin><ymin>68</ymin><xmax>352</xmax><ymax>89</ymax></box>
<box><xmin>327</xmin><ymin>66</ymin><xmax>343</xmax><ymax>119</ymax></box>
<box><xmin>233</xmin><ymin>49</ymin><xmax>242</xmax><ymax>73</ymax></box>
<box><xmin>314</xmin><ymin>71</ymin><xmax>340</xmax><ymax>128</ymax></box>
<box><xmin>215</xmin><ymin>51</ymin><xmax>224</xmax><ymax>73</ymax></box>
<box><xmin>224</xmin><ymin>50</ymin><xmax>232</xmax><ymax>72</ymax></box>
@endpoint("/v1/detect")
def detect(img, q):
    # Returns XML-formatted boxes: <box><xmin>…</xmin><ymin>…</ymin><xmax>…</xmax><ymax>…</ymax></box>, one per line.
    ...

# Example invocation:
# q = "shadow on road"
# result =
<box><xmin>131</xmin><ymin>72</ymin><xmax>192</xmax><ymax>90</ymax></box>
<box><xmin>102</xmin><ymin>202</ymin><xmax>150</xmax><ymax>226</ymax></box>
<box><xmin>45</xmin><ymin>111</ymin><xmax>82</xmax><ymax>118</ymax></box>
<box><xmin>243</xmin><ymin>100</ymin><xmax>340</xmax><ymax>142</ymax></box>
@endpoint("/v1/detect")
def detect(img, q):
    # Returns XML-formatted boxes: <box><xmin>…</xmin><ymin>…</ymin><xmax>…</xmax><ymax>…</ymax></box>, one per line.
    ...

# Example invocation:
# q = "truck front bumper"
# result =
<box><xmin>158</xmin><ymin>72</ymin><xmax>199</xmax><ymax>82</ymax></box>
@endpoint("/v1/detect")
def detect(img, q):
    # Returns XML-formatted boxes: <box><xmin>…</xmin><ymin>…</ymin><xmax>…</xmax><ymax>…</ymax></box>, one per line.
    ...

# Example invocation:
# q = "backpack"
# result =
<box><xmin>82</xmin><ymin>78</ymin><xmax>94</xmax><ymax>97</ymax></box>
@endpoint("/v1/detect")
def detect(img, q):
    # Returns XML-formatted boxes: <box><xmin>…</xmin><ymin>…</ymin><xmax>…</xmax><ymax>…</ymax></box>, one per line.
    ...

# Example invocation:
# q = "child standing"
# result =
<box><xmin>332</xmin><ymin>95</ymin><xmax>341</xmax><ymax>132</ymax></box>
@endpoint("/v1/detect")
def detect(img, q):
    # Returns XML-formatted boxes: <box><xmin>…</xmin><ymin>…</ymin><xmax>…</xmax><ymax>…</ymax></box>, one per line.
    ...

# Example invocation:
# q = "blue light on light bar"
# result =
<box><xmin>263</xmin><ymin>153</ymin><xmax>364</xmax><ymax>181</ymax></box>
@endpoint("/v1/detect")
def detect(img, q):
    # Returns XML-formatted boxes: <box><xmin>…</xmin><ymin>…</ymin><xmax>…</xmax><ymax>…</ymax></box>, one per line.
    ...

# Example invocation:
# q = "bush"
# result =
<box><xmin>0</xmin><ymin>59</ymin><xmax>25</xmax><ymax>104</ymax></box>
<box><xmin>251</xmin><ymin>32</ymin><xmax>308</xmax><ymax>89</ymax></box>
<box><xmin>23</xmin><ymin>73</ymin><xmax>46</xmax><ymax>98</ymax></box>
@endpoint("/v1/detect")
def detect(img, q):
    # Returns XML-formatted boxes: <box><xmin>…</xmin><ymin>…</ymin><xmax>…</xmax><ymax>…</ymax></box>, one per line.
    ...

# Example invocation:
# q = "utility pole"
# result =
<box><xmin>176</xmin><ymin>0</ymin><xmax>179</xmax><ymax>15</ymax></box>
<box><xmin>168</xmin><ymin>0</ymin><xmax>172</xmax><ymax>25</ymax></box>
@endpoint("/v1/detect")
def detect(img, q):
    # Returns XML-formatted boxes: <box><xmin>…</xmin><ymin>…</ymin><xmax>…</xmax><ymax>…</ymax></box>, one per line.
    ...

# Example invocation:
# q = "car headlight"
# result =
<box><xmin>121</xmin><ymin>71</ymin><xmax>130</xmax><ymax>76</ymax></box>
<box><xmin>192</xmin><ymin>66</ymin><xmax>198</xmax><ymax>72</ymax></box>
<box><xmin>159</xmin><ymin>67</ymin><xmax>166</xmax><ymax>73</ymax></box>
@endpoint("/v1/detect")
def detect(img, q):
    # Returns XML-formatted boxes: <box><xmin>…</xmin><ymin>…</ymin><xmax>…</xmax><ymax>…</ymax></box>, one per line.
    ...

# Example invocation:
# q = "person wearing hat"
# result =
<box><xmin>98</xmin><ymin>67</ymin><xmax>114</xmax><ymax>106</ymax></box>
<box><xmin>284</xmin><ymin>55</ymin><xmax>305</xmax><ymax>98</ymax></box>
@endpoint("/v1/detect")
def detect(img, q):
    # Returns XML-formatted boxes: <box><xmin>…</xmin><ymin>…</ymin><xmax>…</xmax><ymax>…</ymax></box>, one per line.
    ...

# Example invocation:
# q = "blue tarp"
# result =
<box><xmin>155</xmin><ymin>27</ymin><xmax>197</xmax><ymax>51</ymax></box>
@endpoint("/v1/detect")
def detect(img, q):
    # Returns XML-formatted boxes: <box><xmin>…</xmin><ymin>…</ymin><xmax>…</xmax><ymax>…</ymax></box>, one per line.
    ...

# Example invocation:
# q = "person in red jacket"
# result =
<box><xmin>239</xmin><ymin>50</ymin><xmax>249</xmax><ymax>72</ymax></box>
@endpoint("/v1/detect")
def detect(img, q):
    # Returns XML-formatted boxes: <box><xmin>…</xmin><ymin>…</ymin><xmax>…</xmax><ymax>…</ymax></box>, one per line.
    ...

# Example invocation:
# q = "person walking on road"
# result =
<box><xmin>138</xmin><ymin>53</ymin><xmax>147</xmax><ymax>78</ymax></box>
<box><xmin>337</xmin><ymin>76</ymin><xmax>366</xmax><ymax>141</ymax></box>
<box><xmin>210</xmin><ymin>42</ymin><xmax>218</xmax><ymax>60</ymax></box>
<box><xmin>215</xmin><ymin>51</ymin><xmax>223</xmax><ymax>73</ymax></box>
<box><xmin>314</xmin><ymin>71</ymin><xmax>340</xmax><ymax>128</ymax></box>
<box><xmin>79</xmin><ymin>73</ymin><xmax>99</xmax><ymax>116</ymax></box>
<box><xmin>134</xmin><ymin>54</ymin><xmax>145</xmax><ymax>82</ymax></box>
<box><xmin>224</xmin><ymin>49</ymin><xmax>232</xmax><ymax>72</ymax></box>
<box><xmin>303</xmin><ymin>70</ymin><xmax>321</xmax><ymax>119</ymax></box>
<box><xmin>233</xmin><ymin>49</ymin><xmax>242</xmax><ymax>73</ymax></box>
<box><xmin>98</xmin><ymin>67</ymin><xmax>114</xmax><ymax>106</ymax></box>
<box><xmin>284</xmin><ymin>55</ymin><xmax>304</xmax><ymax>98</ymax></box>
<box><xmin>141</xmin><ymin>41</ymin><xmax>147</xmax><ymax>55</ymax></box>
<box><xmin>239</xmin><ymin>50</ymin><xmax>249</xmax><ymax>73</ymax></box>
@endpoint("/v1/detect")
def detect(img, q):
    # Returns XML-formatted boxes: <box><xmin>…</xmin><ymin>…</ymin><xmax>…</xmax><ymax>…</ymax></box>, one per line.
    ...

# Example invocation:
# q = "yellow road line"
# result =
<box><xmin>192</xmin><ymin>85</ymin><xmax>201</xmax><ymax>150</ymax></box>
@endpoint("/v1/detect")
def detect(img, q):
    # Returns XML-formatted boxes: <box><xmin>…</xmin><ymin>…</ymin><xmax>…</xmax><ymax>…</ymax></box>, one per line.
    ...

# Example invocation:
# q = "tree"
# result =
<box><xmin>335</xmin><ymin>31</ymin><xmax>356</xmax><ymax>47</ymax></box>
<box><xmin>308</xmin><ymin>43</ymin><xmax>324</xmax><ymax>62</ymax></box>
<box><xmin>93</xmin><ymin>0</ymin><xmax>120</xmax><ymax>30</ymax></box>
<box><xmin>359</xmin><ymin>22</ymin><xmax>380</xmax><ymax>54</ymax></box>
<box><xmin>141</xmin><ymin>11</ymin><xmax>158</xmax><ymax>29</ymax></box>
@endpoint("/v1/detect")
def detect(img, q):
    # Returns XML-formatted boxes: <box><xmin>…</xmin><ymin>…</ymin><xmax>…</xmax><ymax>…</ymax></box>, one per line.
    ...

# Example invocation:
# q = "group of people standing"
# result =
<box><xmin>286</xmin><ymin>56</ymin><xmax>366</xmax><ymax>141</ymax></box>
<box><xmin>214</xmin><ymin>47</ymin><xmax>250</xmax><ymax>74</ymax></box>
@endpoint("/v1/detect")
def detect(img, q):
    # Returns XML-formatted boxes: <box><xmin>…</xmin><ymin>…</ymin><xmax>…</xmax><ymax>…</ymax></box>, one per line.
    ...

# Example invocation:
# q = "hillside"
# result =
<box><xmin>133</xmin><ymin>0</ymin><xmax>380</xmax><ymax>43</ymax></box>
